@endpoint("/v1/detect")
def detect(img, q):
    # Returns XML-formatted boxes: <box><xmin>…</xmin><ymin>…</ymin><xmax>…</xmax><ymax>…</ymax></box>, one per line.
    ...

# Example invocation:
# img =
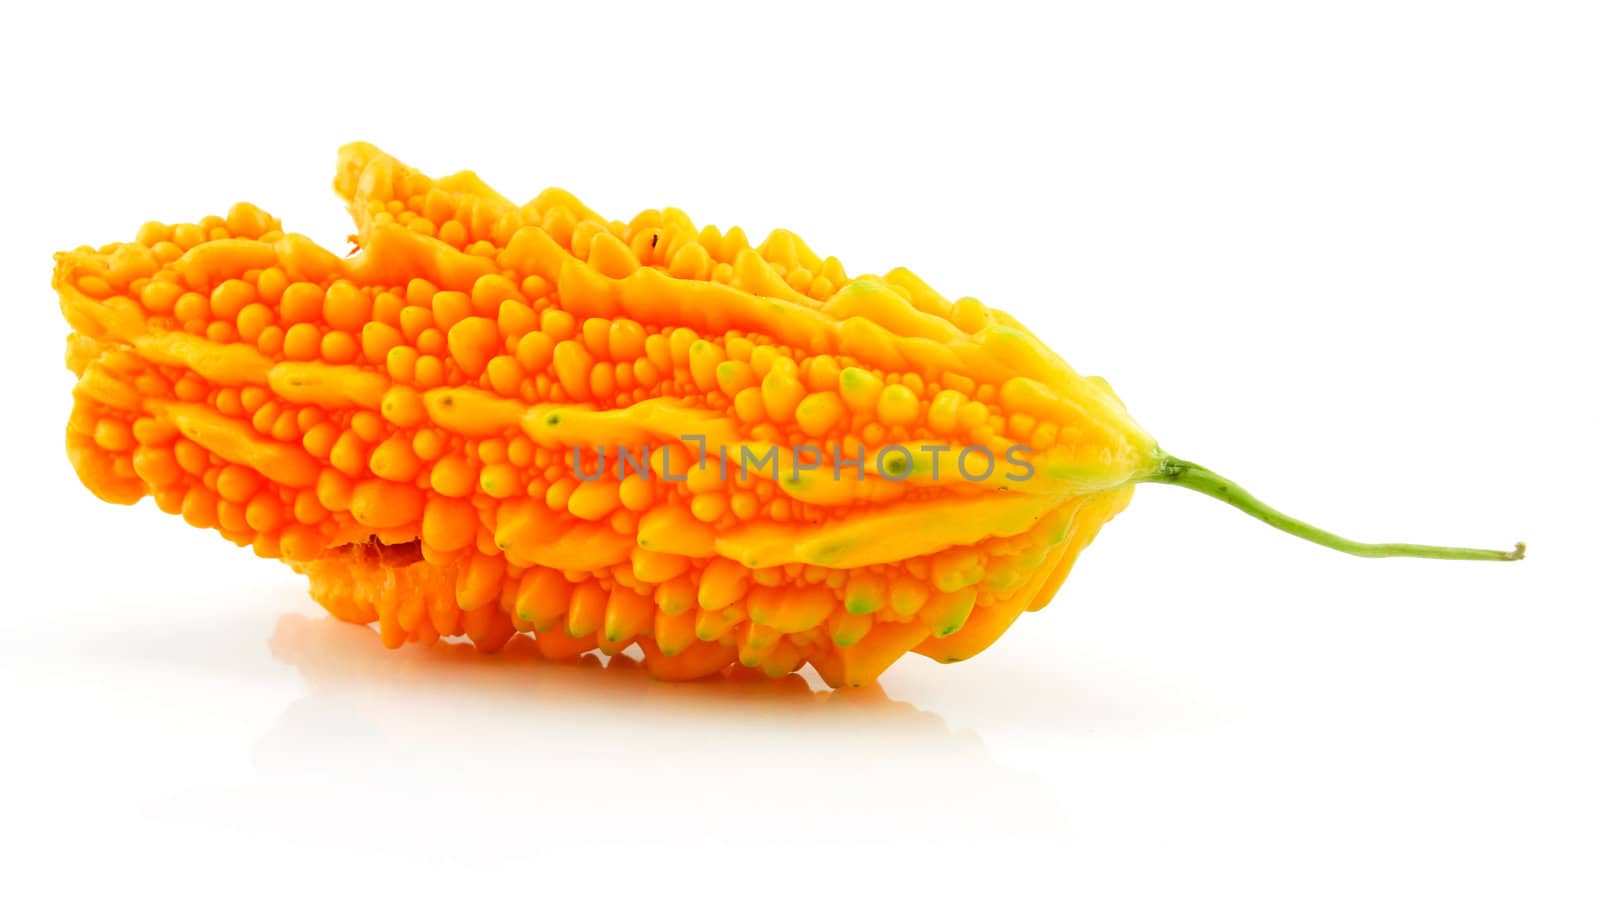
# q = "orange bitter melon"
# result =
<box><xmin>52</xmin><ymin>144</ymin><xmax>1523</xmax><ymax>687</ymax></box>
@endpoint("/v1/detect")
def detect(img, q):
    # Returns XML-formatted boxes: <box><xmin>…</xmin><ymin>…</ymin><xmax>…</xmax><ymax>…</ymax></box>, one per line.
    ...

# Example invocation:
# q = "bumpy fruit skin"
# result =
<box><xmin>53</xmin><ymin>144</ymin><xmax>1160</xmax><ymax>686</ymax></box>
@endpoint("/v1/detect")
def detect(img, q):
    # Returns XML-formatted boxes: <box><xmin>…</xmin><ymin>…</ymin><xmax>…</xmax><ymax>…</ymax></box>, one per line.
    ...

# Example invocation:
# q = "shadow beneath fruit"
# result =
<box><xmin>257</xmin><ymin>613</ymin><xmax>1066</xmax><ymax>843</ymax></box>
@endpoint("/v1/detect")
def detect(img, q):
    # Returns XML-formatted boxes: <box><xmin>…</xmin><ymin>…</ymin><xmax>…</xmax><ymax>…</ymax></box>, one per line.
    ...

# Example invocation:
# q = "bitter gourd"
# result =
<box><xmin>52</xmin><ymin>144</ymin><xmax>1522</xmax><ymax>687</ymax></box>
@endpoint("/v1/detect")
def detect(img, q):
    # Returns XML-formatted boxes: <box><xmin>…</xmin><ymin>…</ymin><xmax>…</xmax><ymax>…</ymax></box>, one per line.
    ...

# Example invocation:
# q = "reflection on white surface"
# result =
<box><xmin>256</xmin><ymin>613</ymin><xmax>1061</xmax><ymax>844</ymax></box>
<box><xmin>5</xmin><ymin>554</ymin><xmax>1595</xmax><ymax>911</ymax></box>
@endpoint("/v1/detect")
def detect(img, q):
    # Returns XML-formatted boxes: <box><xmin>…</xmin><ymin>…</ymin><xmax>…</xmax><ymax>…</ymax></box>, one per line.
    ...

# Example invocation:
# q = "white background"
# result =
<box><xmin>3</xmin><ymin>2</ymin><xmax>1596</xmax><ymax>913</ymax></box>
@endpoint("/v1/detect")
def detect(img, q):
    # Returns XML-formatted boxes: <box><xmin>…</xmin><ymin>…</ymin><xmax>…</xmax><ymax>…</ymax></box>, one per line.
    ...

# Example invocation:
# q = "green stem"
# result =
<box><xmin>1146</xmin><ymin>455</ymin><xmax>1524</xmax><ymax>561</ymax></box>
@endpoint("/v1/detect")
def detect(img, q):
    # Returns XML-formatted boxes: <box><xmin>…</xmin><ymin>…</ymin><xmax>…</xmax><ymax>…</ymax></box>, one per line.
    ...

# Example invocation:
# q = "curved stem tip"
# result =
<box><xmin>1147</xmin><ymin>456</ymin><xmax>1524</xmax><ymax>561</ymax></box>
